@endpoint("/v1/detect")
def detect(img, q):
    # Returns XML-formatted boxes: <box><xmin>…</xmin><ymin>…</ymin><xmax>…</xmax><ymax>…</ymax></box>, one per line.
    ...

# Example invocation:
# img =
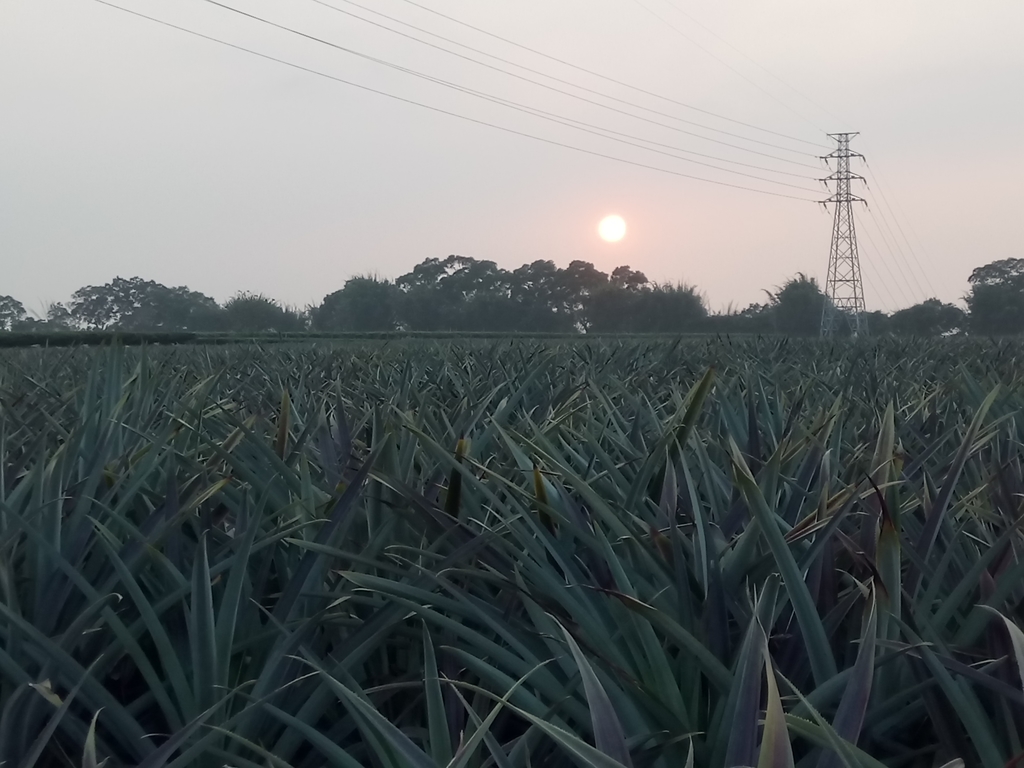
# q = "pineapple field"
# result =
<box><xmin>2</xmin><ymin>337</ymin><xmax>1024</xmax><ymax>768</ymax></box>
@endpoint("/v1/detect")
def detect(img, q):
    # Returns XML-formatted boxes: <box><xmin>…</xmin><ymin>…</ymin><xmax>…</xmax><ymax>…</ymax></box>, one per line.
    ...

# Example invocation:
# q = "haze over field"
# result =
<box><xmin>2</xmin><ymin>0</ymin><xmax>1021</xmax><ymax>314</ymax></box>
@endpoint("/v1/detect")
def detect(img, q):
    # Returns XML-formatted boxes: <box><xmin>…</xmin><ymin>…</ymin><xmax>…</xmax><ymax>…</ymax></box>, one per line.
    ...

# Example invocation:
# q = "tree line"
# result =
<box><xmin>2</xmin><ymin>255</ymin><xmax>1022</xmax><ymax>336</ymax></box>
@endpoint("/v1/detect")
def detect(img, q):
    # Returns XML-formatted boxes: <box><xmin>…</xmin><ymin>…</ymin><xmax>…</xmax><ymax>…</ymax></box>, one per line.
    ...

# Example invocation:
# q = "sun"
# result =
<box><xmin>598</xmin><ymin>215</ymin><xmax>626</xmax><ymax>243</ymax></box>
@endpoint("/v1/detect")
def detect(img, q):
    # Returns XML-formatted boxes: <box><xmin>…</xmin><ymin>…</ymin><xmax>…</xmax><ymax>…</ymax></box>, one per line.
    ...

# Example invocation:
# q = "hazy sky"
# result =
<box><xmin>3</xmin><ymin>0</ymin><xmax>1022</xmax><ymax>315</ymax></box>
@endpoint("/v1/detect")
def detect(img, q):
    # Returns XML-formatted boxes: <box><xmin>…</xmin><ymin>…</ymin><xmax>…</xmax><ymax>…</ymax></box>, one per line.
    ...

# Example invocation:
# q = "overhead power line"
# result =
<box><xmin>206</xmin><ymin>0</ymin><xmax>821</xmax><ymax>169</ymax></box>
<box><xmin>863</xmin><ymin>161</ymin><xmax>940</xmax><ymax>298</ymax></box>
<box><xmin>856</xmin><ymin>216</ymin><xmax>914</xmax><ymax>308</ymax></box>
<box><xmin>92</xmin><ymin>0</ymin><xmax>819</xmax><ymax>201</ymax></box>
<box><xmin>862</xmin><ymin>202</ymin><xmax>926</xmax><ymax>306</ymax></box>
<box><xmin>201</xmin><ymin>0</ymin><xmax>820</xmax><ymax>190</ymax></box>
<box><xmin>624</xmin><ymin>0</ymin><xmax>826</xmax><ymax>134</ymax></box>
<box><xmin>407</xmin><ymin>75</ymin><xmax>822</xmax><ymax>186</ymax></box>
<box><xmin>389</xmin><ymin>0</ymin><xmax>830</xmax><ymax>149</ymax></box>
<box><xmin>860</xmin><ymin>260</ymin><xmax>898</xmax><ymax>313</ymax></box>
<box><xmin>864</xmin><ymin>198</ymin><xmax>928</xmax><ymax>303</ymax></box>
<box><xmin>310</xmin><ymin>0</ymin><xmax>823</xmax><ymax>157</ymax></box>
<box><xmin>616</xmin><ymin>0</ymin><xmax>931</xmax><ymax>314</ymax></box>
<box><xmin>655</xmin><ymin>0</ymin><xmax>847</xmax><ymax>128</ymax></box>
<box><xmin>864</xmin><ymin>257</ymin><xmax>897</xmax><ymax>313</ymax></box>
<box><xmin>853</xmin><ymin>215</ymin><xmax>907</xmax><ymax>311</ymax></box>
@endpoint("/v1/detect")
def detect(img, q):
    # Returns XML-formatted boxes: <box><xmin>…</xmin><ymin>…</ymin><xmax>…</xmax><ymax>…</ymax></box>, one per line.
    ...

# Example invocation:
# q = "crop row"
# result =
<box><xmin>1</xmin><ymin>338</ymin><xmax>1023</xmax><ymax>767</ymax></box>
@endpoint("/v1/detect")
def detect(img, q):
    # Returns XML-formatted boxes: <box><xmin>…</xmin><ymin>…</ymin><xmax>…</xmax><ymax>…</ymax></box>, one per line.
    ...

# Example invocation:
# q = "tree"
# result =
<box><xmin>588</xmin><ymin>275</ymin><xmax>706</xmax><ymax>334</ymax></box>
<box><xmin>631</xmin><ymin>283</ymin><xmax>707</xmax><ymax>333</ymax></box>
<box><xmin>509</xmin><ymin>260</ymin><xmax>575</xmax><ymax>333</ymax></box>
<box><xmin>313</xmin><ymin>277</ymin><xmax>398</xmax><ymax>332</ymax></box>
<box><xmin>223</xmin><ymin>292</ymin><xmax>305</xmax><ymax>333</ymax></box>
<box><xmin>395</xmin><ymin>255</ymin><xmax>522</xmax><ymax>331</ymax></box>
<box><xmin>46</xmin><ymin>302</ymin><xmax>74</xmax><ymax>330</ymax></box>
<box><xmin>4</xmin><ymin>301</ymin><xmax>74</xmax><ymax>332</ymax></box>
<box><xmin>395</xmin><ymin>256</ymin><xmax>471</xmax><ymax>330</ymax></box>
<box><xmin>861</xmin><ymin>310</ymin><xmax>891</xmax><ymax>335</ymax></box>
<box><xmin>966</xmin><ymin>258</ymin><xmax>1024</xmax><ymax>335</ymax></box>
<box><xmin>889</xmin><ymin>299</ymin><xmax>964</xmax><ymax>336</ymax></box>
<box><xmin>768</xmin><ymin>274</ymin><xmax>827</xmax><ymax>336</ymax></box>
<box><xmin>558</xmin><ymin>260</ymin><xmax>609</xmax><ymax>330</ymax></box>
<box><xmin>0</xmin><ymin>295</ymin><xmax>26</xmax><ymax>331</ymax></box>
<box><xmin>586</xmin><ymin>286</ymin><xmax>639</xmax><ymax>333</ymax></box>
<box><xmin>708</xmin><ymin>302</ymin><xmax>771</xmax><ymax>334</ymax></box>
<box><xmin>438</xmin><ymin>256</ymin><xmax>518</xmax><ymax>331</ymax></box>
<box><xmin>583</xmin><ymin>265</ymin><xmax>652</xmax><ymax>333</ymax></box>
<box><xmin>609</xmin><ymin>265</ymin><xmax>649</xmax><ymax>292</ymax></box>
<box><xmin>68</xmin><ymin>277</ymin><xmax>223</xmax><ymax>331</ymax></box>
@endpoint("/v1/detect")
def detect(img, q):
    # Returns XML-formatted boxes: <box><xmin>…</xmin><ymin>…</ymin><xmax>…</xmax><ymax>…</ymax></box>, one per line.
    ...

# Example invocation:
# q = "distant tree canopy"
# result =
<box><xmin>5</xmin><ymin>256</ymin><xmax>1022</xmax><ymax>337</ymax></box>
<box><xmin>68</xmin><ymin>277</ymin><xmax>223</xmax><ymax>331</ymax></box>
<box><xmin>318</xmin><ymin>256</ymin><xmax>710</xmax><ymax>334</ymax></box>
<box><xmin>0</xmin><ymin>295</ymin><xmax>26</xmax><ymax>331</ymax></box>
<box><xmin>766</xmin><ymin>273</ymin><xmax>827</xmax><ymax>336</ymax></box>
<box><xmin>966</xmin><ymin>258</ymin><xmax>1024</xmax><ymax>335</ymax></box>
<box><xmin>709</xmin><ymin>274</ymin><xmax>831</xmax><ymax>336</ymax></box>
<box><xmin>889</xmin><ymin>299</ymin><xmax>965</xmax><ymax>336</ymax></box>
<box><xmin>0</xmin><ymin>278</ymin><xmax>306</xmax><ymax>334</ymax></box>
<box><xmin>313</xmin><ymin>278</ymin><xmax>397</xmax><ymax>332</ymax></box>
<box><xmin>222</xmin><ymin>292</ymin><xmax>305</xmax><ymax>333</ymax></box>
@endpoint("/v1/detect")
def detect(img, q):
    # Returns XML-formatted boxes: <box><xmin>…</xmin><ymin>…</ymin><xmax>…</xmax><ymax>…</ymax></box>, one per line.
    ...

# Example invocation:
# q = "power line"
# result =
<box><xmin>201</xmin><ymin>0</ymin><xmax>820</xmax><ymax>191</ymax></box>
<box><xmin>628</xmin><ymin>2</ymin><xmax>934</xmax><ymax>315</ymax></box>
<box><xmin>861</xmin><ymin>204</ymin><xmax>924</xmax><ymax>306</ymax></box>
<box><xmin>655</xmin><ymin>0</ymin><xmax>848</xmax><ymax>127</ymax></box>
<box><xmin>856</xmin><ymin>215</ymin><xmax>914</xmax><ymax>308</ymax></box>
<box><xmin>207</xmin><ymin>0</ymin><xmax>822</xmax><ymax>168</ymax></box>
<box><xmin>415</xmin><ymin>77</ymin><xmax>822</xmax><ymax>187</ymax></box>
<box><xmin>356</xmin><ymin>62</ymin><xmax>822</xmax><ymax>188</ymax></box>
<box><xmin>864</xmin><ymin>264</ymin><xmax>897</xmax><ymax>313</ymax></box>
<box><xmin>862</xmin><ymin>265</ymin><xmax>896</xmax><ymax>313</ymax></box>
<box><xmin>388</xmin><ymin>0</ymin><xmax>831</xmax><ymax>150</ymax></box>
<box><xmin>814</xmin><ymin>188</ymin><xmax>898</xmax><ymax>312</ymax></box>
<box><xmin>91</xmin><ymin>0</ymin><xmax>819</xmax><ymax>201</ymax></box>
<box><xmin>309</xmin><ymin>0</ymin><xmax>824</xmax><ymax>158</ymax></box>
<box><xmin>863</xmin><ymin>161</ymin><xmax>940</xmax><ymax>298</ymax></box>
<box><xmin>864</xmin><ymin>202</ymin><xmax>924</xmax><ymax>304</ymax></box>
<box><xmin>852</xmin><ymin>214</ymin><xmax>903</xmax><ymax>311</ymax></box>
<box><xmin>624</xmin><ymin>0</ymin><xmax>827</xmax><ymax>134</ymax></box>
<box><xmin>864</xmin><ymin>197</ymin><xmax>928</xmax><ymax>303</ymax></box>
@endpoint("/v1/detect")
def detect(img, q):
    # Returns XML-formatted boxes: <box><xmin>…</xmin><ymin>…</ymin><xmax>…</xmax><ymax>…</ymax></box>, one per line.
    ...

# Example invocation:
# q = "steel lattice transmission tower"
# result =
<box><xmin>820</xmin><ymin>132</ymin><xmax>868</xmax><ymax>337</ymax></box>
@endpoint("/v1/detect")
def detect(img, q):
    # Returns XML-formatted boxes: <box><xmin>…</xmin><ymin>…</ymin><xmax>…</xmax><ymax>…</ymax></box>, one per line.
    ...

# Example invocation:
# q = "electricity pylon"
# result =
<box><xmin>820</xmin><ymin>132</ymin><xmax>867</xmax><ymax>337</ymax></box>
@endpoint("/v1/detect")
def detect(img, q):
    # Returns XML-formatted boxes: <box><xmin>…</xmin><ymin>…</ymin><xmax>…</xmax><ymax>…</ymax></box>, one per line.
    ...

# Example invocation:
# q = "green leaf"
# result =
<box><xmin>729</xmin><ymin>439</ymin><xmax>838</xmax><ymax>686</ymax></box>
<box><xmin>911</xmin><ymin>386</ymin><xmax>998</xmax><ymax>593</ymax></box>
<box><xmin>83</xmin><ymin>709</ymin><xmax>104</xmax><ymax>768</ymax></box>
<box><xmin>981</xmin><ymin>607</ymin><xmax>1024</xmax><ymax>698</ymax></box>
<box><xmin>423</xmin><ymin>625</ymin><xmax>454</xmax><ymax>766</ymax></box>
<box><xmin>317</xmin><ymin>669</ymin><xmax>436</xmax><ymax>768</ymax></box>
<box><xmin>559</xmin><ymin>621</ymin><xmax>633</xmax><ymax>767</ymax></box>
<box><xmin>276</xmin><ymin>389</ymin><xmax>291</xmax><ymax>459</ymax></box>
<box><xmin>816</xmin><ymin>588</ymin><xmax>877</xmax><ymax>768</ymax></box>
<box><xmin>22</xmin><ymin>665</ymin><xmax>94</xmax><ymax>768</ymax></box>
<box><xmin>191</xmin><ymin>534</ymin><xmax>218</xmax><ymax>715</ymax></box>
<box><xmin>757</xmin><ymin>629</ymin><xmax>795</xmax><ymax>768</ymax></box>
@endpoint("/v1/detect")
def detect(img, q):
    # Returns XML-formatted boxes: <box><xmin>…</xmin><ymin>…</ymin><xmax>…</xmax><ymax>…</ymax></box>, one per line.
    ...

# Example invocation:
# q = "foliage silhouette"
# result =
<box><xmin>5</xmin><ymin>256</ymin><xmax>1021</xmax><ymax>337</ymax></box>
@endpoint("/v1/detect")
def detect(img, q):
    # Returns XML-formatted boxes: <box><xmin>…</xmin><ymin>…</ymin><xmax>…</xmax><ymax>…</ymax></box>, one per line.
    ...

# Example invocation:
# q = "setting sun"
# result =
<box><xmin>598</xmin><ymin>215</ymin><xmax>626</xmax><ymax>243</ymax></box>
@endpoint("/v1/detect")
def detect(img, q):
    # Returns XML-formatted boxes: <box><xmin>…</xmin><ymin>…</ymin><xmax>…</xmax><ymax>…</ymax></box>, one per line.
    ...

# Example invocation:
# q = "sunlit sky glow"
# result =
<box><xmin>599</xmin><ymin>215</ymin><xmax>626</xmax><ymax>243</ymax></box>
<box><xmin>2</xmin><ymin>0</ymin><xmax>1021</xmax><ymax>314</ymax></box>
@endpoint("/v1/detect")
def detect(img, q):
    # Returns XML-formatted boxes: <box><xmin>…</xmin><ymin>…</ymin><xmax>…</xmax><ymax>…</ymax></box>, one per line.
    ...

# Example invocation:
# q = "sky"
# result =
<box><xmin>2</xmin><ymin>0</ymin><xmax>1022</xmax><ymax>316</ymax></box>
